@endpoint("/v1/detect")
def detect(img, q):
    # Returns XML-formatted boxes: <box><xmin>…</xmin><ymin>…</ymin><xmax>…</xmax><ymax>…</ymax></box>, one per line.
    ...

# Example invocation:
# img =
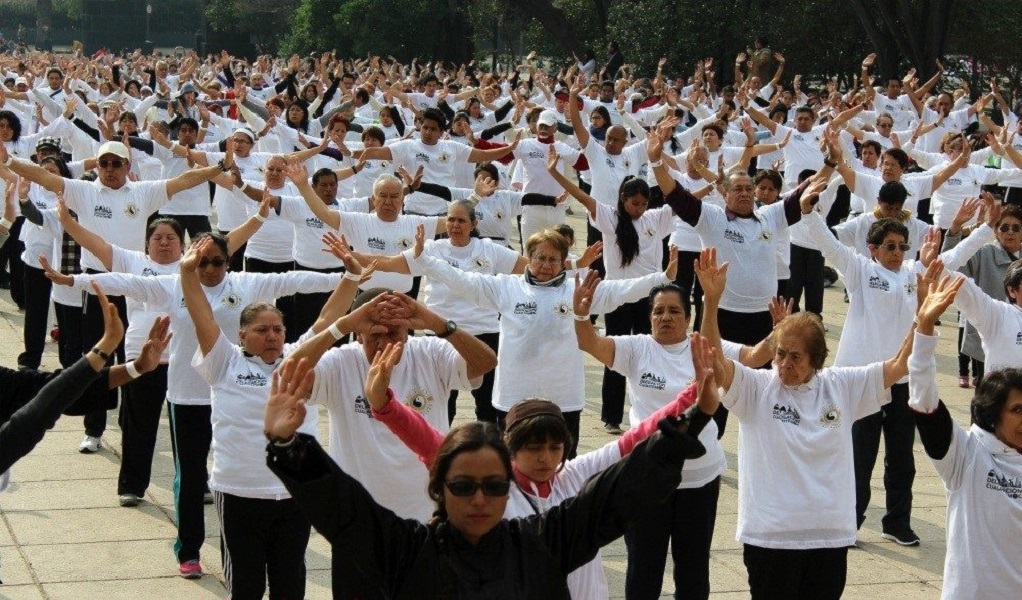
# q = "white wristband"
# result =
<box><xmin>569</xmin><ymin>258</ymin><xmax>579</xmax><ymax>270</ymax></box>
<box><xmin>125</xmin><ymin>361</ymin><xmax>142</xmax><ymax>380</ymax></box>
<box><xmin>649</xmin><ymin>159</ymin><xmax>663</xmax><ymax>169</ymax></box>
<box><xmin>0</xmin><ymin>217</ymin><xmax>12</xmax><ymax>230</ymax></box>
<box><xmin>240</xmin><ymin>183</ymin><xmax>251</xmax><ymax>194</ymax></box>
<box><xmin>342</xmin><ymin>270</ymin><xmax>361</xmax><ymax>282</ymax></box>
<box><xmin>2</xmin><ymin>155</ymin><xmax>12</xmax><ymax>167</ymax></box>
<box><xmin>253</xmin><ymin>212</ymin><xmax>267</xmax><ymax>223</ymax></box>
<box><xmin>573</xmin><ymin>313</ymin><xmax>590</xmax><ymax>321</ymax></box>
<box><xmin>327</xmin><ymin>322</ymin><xmax>344</xmax><ymax>340</ymax></box>
<box><xmin>467</xmin><ymin>192</ymin><xmax>481</xmax><ymax>206</ymax></box>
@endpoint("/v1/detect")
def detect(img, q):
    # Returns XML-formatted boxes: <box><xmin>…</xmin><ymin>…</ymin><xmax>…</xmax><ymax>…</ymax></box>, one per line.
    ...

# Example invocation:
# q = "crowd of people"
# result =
<box><xmin>0</xmin><ymin>38</ymin><xmax>1020</xmax><ymax>599</ymax></box>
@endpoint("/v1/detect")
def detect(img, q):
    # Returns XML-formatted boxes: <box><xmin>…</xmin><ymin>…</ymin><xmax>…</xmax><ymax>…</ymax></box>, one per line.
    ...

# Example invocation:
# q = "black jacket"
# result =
<box><xmin>267</xmin><ymin>422</ymin><xmax>702</xmax><ymax>599</ymax></box>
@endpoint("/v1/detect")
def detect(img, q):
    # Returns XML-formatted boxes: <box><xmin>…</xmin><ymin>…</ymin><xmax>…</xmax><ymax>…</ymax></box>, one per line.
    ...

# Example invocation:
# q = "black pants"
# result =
<box><xmin>715</xmin><ymin>308</ymin><xmax>773</xmax><ymax>436</ymax></box>
<box><xmin>916</xmin><ymin>198</ymin><xmax>933</xmax><ymax>224</ymax></box>
<box><xmin>245</xmin><ymin>257</ymin><xmax>298</xmax><ymax>339</ymax></box>
<box><xmin>291</xmin><ymin>263</ymin><xmax>345</xmax><ymax>343</ymax></box>
<box><xmin>54</xmin><ymin>301</ymin><xmax>83</xmax><ymax>368</ymax></box>
<box><xmin>497</xmin><ymin>408</ymin><xmax>581</xmax><ymax>460</ymax></box>
<box><xmin>157</xmin><ymin>213</ymin><xmax>211</xmax><ymax>238</ymax></box>
<box><xmin>118</xmin><ymin>364</ymin><xmax>168</xmax><ymax>497</ymax></box>
<box><xmin>601</xmin><ymin>297</ymin><xmax>652</xmax><ymax>427</ymax></box>
<box><xmin>586</xmin><ymin>220</ymin><xmax>606</xmax><ymax>278</ymax></box>
<box><xmin>853</xmin><ymin>382</ymin><xmax>916</xmax><ymax>531</ymax></box>
<box><xmin>213</xmin><ymin>492</ymin><xmax>311</xmax><ymax>600</ymax></box>
<box><xmin>1005</xmin><ymin>186</ymin><xmax>1022</xmax><ymax>209</ymax></box>
<box><xmin>168</xmin><ymin>403</ymin><xmax>212</xmax><ymax>563</ymax></box>
<box><xmin>957</xmin><ymin>326</ymin><xmax>984</xmax><ymax>380</ymax></box>
<box><xmin>1</xmin><ymin>216</ymin><xmax>26</xmax><ymax>307</ymax></box>
<box><xmin>625</xmin><ymin>477</ymin><xmax>721</xmax><ymax>599</ymax></box>
<box><xmin>447</xmin><ymin>332</ymin><xmax>500</xmax><ymax>424</ymax></box>
<box><xmin>82</xmin><ymin>285</ymin><xmax>128</xmax><ymax>437</ymax></box>
<box><xmin>787</xmin><ymin>244</ymin><xmax>824</xmax><ymax>316</ymax></box>
<box><xmin>743</xmin><ymin>544</ymin><xmax>847</xmax><ymax>600</ymax></box>
<box><xmin>674</xmin><ymin>250</ymin><xmax>704</xmax><ymax>332</ymax></box>
<box><xmin>220</xmin><ymin>231</ymin><xmax>246</xmax><ymax>272</ymax></box>
<box><xmin>18</xmin><ymin>264</ymin><xmax>52</xmax><ymax>369</ymax></box>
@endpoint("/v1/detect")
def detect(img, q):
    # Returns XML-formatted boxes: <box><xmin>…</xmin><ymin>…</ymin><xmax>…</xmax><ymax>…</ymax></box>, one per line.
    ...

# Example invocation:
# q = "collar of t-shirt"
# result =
<box><xmin>513</xmin><ymin>465</ymin><xmax>552</xmax><ymax>499</ymax></box>
<box><xmin>782</xmin><ymin>373</ymin><xmax>820</xmax><ymax>392</ymax></box>
<box><xmin>524</xmin><ymin>270</ymin><xmax>566</xmax><ymax>288</ymax></box>
<box><xmin>725</xmin><ymin>207</ymin><xmax>760</xmax><ymax>222</ymax></box>
<box><xmin>241</xmin><ymin>351</ymin><xmax>281</xmax><ymax>367</ymax></box>
<box><xmin>973</xmin><ymin>424</ymin><xmax>1022</xmax><ymax>457</ymax></box>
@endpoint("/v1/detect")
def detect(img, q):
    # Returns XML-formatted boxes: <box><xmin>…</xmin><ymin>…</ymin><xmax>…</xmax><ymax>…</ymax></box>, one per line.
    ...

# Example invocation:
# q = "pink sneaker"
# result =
<box><xmin>179</xmin><ymin>559</ymin><xmax>202</xmax><ymax>579</ymax></box>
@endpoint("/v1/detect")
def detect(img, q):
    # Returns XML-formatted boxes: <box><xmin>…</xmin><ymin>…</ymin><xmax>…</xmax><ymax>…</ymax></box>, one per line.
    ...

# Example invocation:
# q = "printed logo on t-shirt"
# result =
<box><xmin>904</xmin><ymin>280</ymin><xmax>917</xmax><ymax>295</ymax></box>
<box><xmin>819</xmin><ymin>403</ymin><xmax>842</xmax><ymax>428</ymax></box>
<box><xmin>93</xmin><ymin>205</ymin><xmax>113</xmax><ymax>219</ymax></box>
<box><xmin>354</xmin><ymin>394</ymin><xmax>373</xmax><ymax>418</ymax></box>
<box><xmin>723</xmin><ymin>229</ymin><xmax>745</xmax><ymax>244</ymax></box>
<box><xmin>221</xmin><ymin>293</ymin><xmax>242</xmax><ymax>307</ymax></box>
<box><xmin>868</xmin><ymin>275</ymin><xmax>890</xmax><ymax>291</ymax></box>
<box><xmin>414</xmin><ymin>152</ymin><xmax>431</xmax><ymax>163</ymax></box>
<box><xmin>946</xmin><ymin>177</ymin><xmax>963</xmax><ymax>187</ymax></box>
<box><xmin>514</xmin><ymin>301</ymin><xmax>538</xmax><ymax>315</ymax></box>
<box><xmin>985</xmin><ymin>469</ymin><xmax>1022</xmax><ymax>499</ymax></box>
<box><xmin>553</xmin><ymin>301</ymin><xmax>572</xmax><ymax>317</ymax></box>
<box><xmin>1015</xmin><ymin>331</ymin><xmax>1022</xmax><ymax>346</ymax></box>
<box><xmin>644</xmin><ymin>226</ymin><xmax>656</xmax><ymax>237</ymax></box>
<box><xmin>141</xmin><ymin>267</ymin><xmax>158</xmax><ymax>276</ymax></box>
<box><xmin>759</xmin><ymin>230</ymin><xmax>772</xmax><ymax>241</ymax></box>
<box><xmin>305</xmin><ymin>217</ymin><xmax>324</xmax><ymax>229</ymax></box>
<box><xmin>124</xmin><ymin>203</ymin><xmax>140</xmax><ymax>218</ymax></box>
<box><xmin>367</xmin><ymin>237</ymin><xmax>386</xmax><ymax>251</ymax></box>
<box><xmin>405</xmin><ymin>387</ymin><xmax>434</xmax><ymax>414</ymax></box>
<box><xmin>236</xmin><ymin>372</ymin><xmax>268</xmax><ymax>387</ymax></box>
<box><xmin>494</xmin><ymin>210</ymin><xmax>505</xmax><ymax>220</ymax></box>
<box><xmin>527</xmin><ymin>150</ymin><xmax>545</xmax><ymax>159</ymax></box>
<box><xmin>638</xmin><ymin>372</ymin><xmax>666</xmax><ymax>390</ymax></box>
<box><xmin>474</xmin><ymin>257</ymin><xmax>491</xmax><ymax>270</ymax></box>
<box><xmin>772</xmin><ymin>404</ymin><xmax>801</xmax><ymax>426</ymax></box>
<box><xmin>436</xmin><ymin>152</ymin><xmax>451</xmax><ymax>163</ymax></box>
<box><xmin>397</xmin><ymin>237</ymin><xmax>413</xmax><ymax>250</ymax></box>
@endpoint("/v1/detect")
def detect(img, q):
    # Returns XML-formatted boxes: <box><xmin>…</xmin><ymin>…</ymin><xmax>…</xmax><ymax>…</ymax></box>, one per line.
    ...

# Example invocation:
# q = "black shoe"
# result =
<box><xmin>881</xmin><ymin>526</ymin><xmax>920</xmax><ymax>546</ymax></box>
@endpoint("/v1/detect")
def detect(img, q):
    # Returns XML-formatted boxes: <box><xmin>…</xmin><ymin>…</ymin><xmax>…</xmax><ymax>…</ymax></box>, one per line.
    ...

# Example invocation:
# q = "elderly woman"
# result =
<box><xmin>908</xmin><ymin>268</ymin><xmax>1022</xmax><ymax>600</ymax></box>
<box><xmin>415</xmin><ymin>229</ymin><xmax>677</xmax><ymax>458</ymax></box>
<box><xmin>262</xmin><ymin>336</ymin><xmax>716</xmax><ymax>599</ymax></box>
<box><xmin>700</xmin><ymin>266</ymin><xmax>914</xmax><ymax>598</ymax></box>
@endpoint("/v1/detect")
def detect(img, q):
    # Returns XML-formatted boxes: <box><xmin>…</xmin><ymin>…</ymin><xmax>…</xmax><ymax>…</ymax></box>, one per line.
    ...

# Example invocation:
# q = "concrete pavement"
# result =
<box><xmin>0</xmin><ymin>213</ymin><xmax>963</xmax><ymax>598</ymax></box>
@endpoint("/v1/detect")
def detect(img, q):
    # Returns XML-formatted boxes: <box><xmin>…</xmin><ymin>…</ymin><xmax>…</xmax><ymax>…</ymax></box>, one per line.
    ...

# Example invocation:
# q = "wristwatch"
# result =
<box><xmin>91</xmin><ymin>346</ymin><xmax>111</xmax><ymax>361</ymax></box>
<box><xmin>436</xmin><ymin>320</ymin><xmax>458</xmax><ymax>339</ymax></box>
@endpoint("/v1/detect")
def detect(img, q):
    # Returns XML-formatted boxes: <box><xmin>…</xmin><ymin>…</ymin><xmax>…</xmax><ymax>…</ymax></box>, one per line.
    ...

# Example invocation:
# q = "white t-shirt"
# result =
<box><xmin>242</xmin><ymin>179</ymin><xmax>298</xmax><ymax>263</ymax></box>
<box><xmin>194</xmin><ymin>332</ymin><xmax>319</xmax><ymax>499</ymax></box>
<box><xmin>203</xmin><ymin>151</ymin><xmax>275</xmax><ymax>231</ymax></box>
<box><xmin>151</xmin><ymin>143</ymin><xmax>211</xmax><ymax>215</ymax></box>
<box><xmin>338</xmin><ymin>213</ymin><xmax>440</xmax><ymax>292</ymax></box>
<box><xmin>388</xmin><ymin>139</ymin><xmax>472</xmax><ymax>215</ymax></box>
<box><xmin>20</xmin><ymin>184</ymin><xmax>57</xmax><ymax>269</ymax></box>
<box><xmin>110</xmin><ymin>246</ymin><xmax>178</xmax><ymax>360</ymax></box>
<box><xmin>931</xmin><ymin>164</ymin><xmax>1022</xmax><ymax>228</ymax></box>
<box><xmin>417</xmin><ymin>254</ymin><xmax>669</xmax><ymax>411</ymax></box>
<box><xmin>954</xmin><ymin>276</ymin><xmax>1022</xmax><ymax>373</ymax></box>
<box><xmin>852</xmin><ymin>170</ymin><xmax>935</xmax><ymax>215</ymax></box>
<box><xmin>594</xmin><ymin>203</ymin><xmax>674</xmax><ymax>280</ymax></box>
<box><xmin>404</xmin><ymin>238</ymin><xmax>520</xmax><ymax>335</ymax></box>
<box><xmin>833</xmin><ymin>212</ymin><xmax>931</xmax><ymax>258</ymax></box>
<box><xmin>277</xmin><ymin>195</ymin><xmax>343</xmax><ymax>269</ymax></box>
<box><xmin>581</xmin><ymin>136</ymin><xmax>647</xmax><ymax>205</ymax></box>
<box><xmin>62</xmin><ymin>178</ymin><xmax>170</xmax><ymax>271</ymax></box>
<box><xmin>610</xmin><ymin>335</ymin><xmax>727</xmax><ymax>488</ymax></box>
<box><xmin>309</xmin><ymin>337</ymin><xmax>470</xmax><ymax>521</ymax></box>
<box><xmin>723</xmin><ymin>361</ymin><xmax>887</xmax><ymax>549</ymax></box>
<box><xmin>773</xmin><ymin>124</ymin><xmax>827</xmax><ymax>190</ymax></box>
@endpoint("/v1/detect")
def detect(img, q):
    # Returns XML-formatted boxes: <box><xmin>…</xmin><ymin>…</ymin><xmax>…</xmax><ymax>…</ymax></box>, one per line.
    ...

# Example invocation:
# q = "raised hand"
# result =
<box><xmin>694</xmin><ymin>247</ymin><xmax>729</xmax><ymax>301</ymax></box>
<box><xmin>690</xmin><ymin>332</ymin><xmax>720</xmax><ymax>414</ymax></box>
<box><xmin>578</xmin><ymin>240</ymin><xmax>603</xmax><ymax>268</ymax></box>
<box><xmin>664</xmin><ymin>244</ymin><xmax>679</xmax><ymax>280</ymax></box>
<box><xmin>573</xmin><ymin>270</ymin><xmax>600</xmax><ymax>316</ymax></box>
<box><xmin>133</xmin><ymin>316</ymin><xmax>173</xmax><ymax>374</ymax></box>
<box><xmin>950</xmin><ymin>196</ymin><xmax>980</xmax><ymax>232</ymax></box>
<box><xmin>263</xmin><ymin>357</ymin><xmax>313</xmax><ymax>442</ymax></box>
<box><xmin>180</xmin><ymin>236</ymin><xmax>211</xmax><ymax>272</ymax></box>
<box><xmin>916</xmin><ymin>266</ymin><xmax>963</xmax><ymax>332</ymax></box>
<box><xmin>38</xmin><ymin>255</ymin><xmax>74</xmax><ymax>286</ymax></box>
<box><xmin>769</xmin><ymin>296</ymin><xmax>794</xmax><ymax>326</ymax></box>
<box><xmin>365</xmin><ymin>342</ymin><xmax>403</xmax><ymax>410</ymax></box>
<box><xmin>473</xmin><ymin>173</ymin><xmax>497</xmax><ymax>198</ymax></box>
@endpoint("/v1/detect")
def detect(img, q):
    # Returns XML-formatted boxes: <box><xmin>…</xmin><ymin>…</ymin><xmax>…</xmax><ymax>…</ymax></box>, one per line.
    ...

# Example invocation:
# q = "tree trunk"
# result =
<box><xmin>36</xmin><ymin>0</ymin><xmax>54</xmax><ymax>29</ymax></box>
<box><xmin>509</xmin><ymin>0</ymin><xmax>584</xmax><ymax>54</ymax></box>
<box><xmin>848</xmin><ymin>0</ymin><xmax>955</xmax><ymax>80</ymax></box>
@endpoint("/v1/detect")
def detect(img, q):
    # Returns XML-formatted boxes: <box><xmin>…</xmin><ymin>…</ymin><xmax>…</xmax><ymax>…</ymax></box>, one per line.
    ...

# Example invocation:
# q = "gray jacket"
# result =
<box><xmin>942</xmin><ymin>232</ymin><xmax>1019</xmax><ymax>360</ymax></box>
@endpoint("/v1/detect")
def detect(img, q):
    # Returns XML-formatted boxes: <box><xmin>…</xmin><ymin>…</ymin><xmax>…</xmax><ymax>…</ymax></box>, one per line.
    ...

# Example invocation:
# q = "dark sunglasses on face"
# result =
<box><xmin>445</xmin><ymin>479</ymin><xmax>511</xmax><ymax>497</ymax></box>
<box><xmin>98</xmin><ymin>159</ymin><xmax>124</xmax><ymax>169</ymax></box>
<box><xmin>998</xmin><ymin>224</ymin><xmax>1022</xmax><ymax>233</ymax></box>
<box><xmin>877</xmin><ymin>242</ymin><xmax>911</xmax><ymax>252</ymax></box>
<box><xmin>198</xmin><ymin>257</ymin><xmax>227</xmax><ymax>268</ymax></box>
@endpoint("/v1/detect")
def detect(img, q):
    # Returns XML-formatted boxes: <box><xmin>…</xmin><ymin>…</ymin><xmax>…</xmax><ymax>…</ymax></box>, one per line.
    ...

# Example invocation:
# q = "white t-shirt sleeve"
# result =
<box><xmin>191</xmin><ymin>331</ymin><xmax>234</xmax><ymax>386</ymax></box>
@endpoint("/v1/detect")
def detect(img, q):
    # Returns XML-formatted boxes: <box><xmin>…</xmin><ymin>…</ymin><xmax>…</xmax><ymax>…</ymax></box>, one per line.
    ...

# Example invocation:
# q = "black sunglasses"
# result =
<box><xmin>998</xmin><ymin>224</ymin><xmax>1022</xmax><ymax>233</ymax></box>
<box><xmin>445</xmin><ymin>479</ymin><xmax>510</xmax><ymax>497</ymax></box>
<box><xmin>98</xmin><ymin>159</ymin><xmax>125</xmax><ymax>169</ymax></box>
<box><xmin>198</xmin><ymin>257</ymin><xmax>227</xmax><ymax>268</ymax></box>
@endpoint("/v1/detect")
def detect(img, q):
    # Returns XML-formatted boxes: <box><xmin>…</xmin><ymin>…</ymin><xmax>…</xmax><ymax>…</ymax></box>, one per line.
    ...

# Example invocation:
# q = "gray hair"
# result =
<box><xmin>372</xmin><ymin>173</ymin><xmax>403</xmax><ymax>196</ymax></box>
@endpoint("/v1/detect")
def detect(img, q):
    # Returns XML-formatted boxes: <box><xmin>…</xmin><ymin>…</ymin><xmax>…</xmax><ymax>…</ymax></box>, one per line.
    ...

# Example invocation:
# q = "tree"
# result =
<box><xmin>848</xmin><ymin>0</ymin><xmax>957</xmax><ymax>79</ymax></box>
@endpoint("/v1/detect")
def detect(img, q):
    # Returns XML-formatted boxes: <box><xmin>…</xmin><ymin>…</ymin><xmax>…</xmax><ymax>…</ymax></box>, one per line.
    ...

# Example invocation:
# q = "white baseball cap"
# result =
<box><xmin>537</xmin><ymin>109</ymin><xmax>559</xmax><ymax>127</ymax></box>
<box><xmin>96</xmin><ymin>141</ymin><xmax>131</xmax><ymax>160</ymax></box>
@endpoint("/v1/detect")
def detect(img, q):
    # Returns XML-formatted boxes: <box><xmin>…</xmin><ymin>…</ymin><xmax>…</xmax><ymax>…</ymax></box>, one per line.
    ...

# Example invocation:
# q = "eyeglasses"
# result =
<box><xmin>998</xmin><ymin>224</ymin><xmax>1022</xmax><ymax>233</ymax></box>
<box><xmin>98</xmin><ymin>159</ymin><xmax>125</xmax><ymax>169</ymax></box>
<box><xmin>444</xmin><ymin>479</ymin><xmax>511</xmax><ymax>497</ymax></box>
<box><xmin>529</xmin><ymin>255</ymin><xmax>562</xmax><ymax>266</ymax></box>
<box><xmin>876</xmin><ymin>242</ymin><xmax>911</xmax><ymax>252</ymax></box>
<box><xmin>198</xmin><ymin>257</ymin><xmax>227</xmax><ymax>268</ymax></box>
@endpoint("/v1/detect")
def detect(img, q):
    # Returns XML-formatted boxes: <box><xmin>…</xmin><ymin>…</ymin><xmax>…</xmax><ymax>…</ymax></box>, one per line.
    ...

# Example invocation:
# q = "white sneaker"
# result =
<box><xmin>78</xmin><ymin>435</ymin><xmax>101</xmax><ymax>453</ymax></box>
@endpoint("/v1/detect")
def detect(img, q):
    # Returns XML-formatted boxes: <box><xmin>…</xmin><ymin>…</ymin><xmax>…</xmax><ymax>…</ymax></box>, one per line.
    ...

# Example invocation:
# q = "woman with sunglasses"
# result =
<box><xmin>183</xmin><ymin>236</ymin><xmax>364</xmax><ymax>599</ymax></box>
<box><xmin>42</xmin><ymin>230</ymin><xmax>347</xmax><ymax>580</ymax></box>
<box><xmin>48</xmin><ymin>196</ymin><xmax>268</xmax><ymax>507</ymax></box>
<box><xmin>803</xmin><ymin>182</ymin><xmax>997</xmax><ymax>547</ymax></box>
<box><xmin>263</xmin><ymin>333</ymin><xmax>718</xmax><ymax>598</ymax></box>
<box><xmin>942</xmin><ymin>203</ymin><xmax>1022</xmax><ymax>386</ymax></box>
